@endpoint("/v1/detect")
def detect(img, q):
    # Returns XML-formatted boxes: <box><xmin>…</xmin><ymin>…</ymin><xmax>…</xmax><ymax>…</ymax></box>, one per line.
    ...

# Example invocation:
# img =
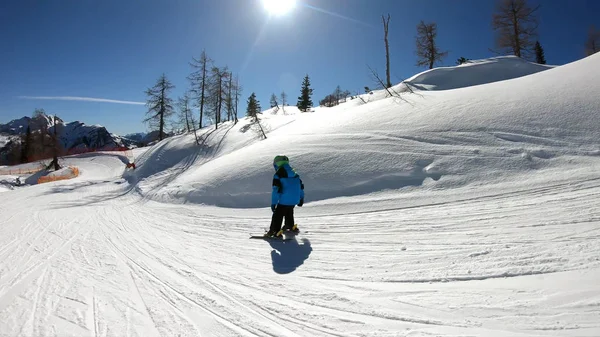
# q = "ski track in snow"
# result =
<box><xmin>0</xmin><ymin>155</ymin><xmax>599</xmax><ymax>336</ymax></box>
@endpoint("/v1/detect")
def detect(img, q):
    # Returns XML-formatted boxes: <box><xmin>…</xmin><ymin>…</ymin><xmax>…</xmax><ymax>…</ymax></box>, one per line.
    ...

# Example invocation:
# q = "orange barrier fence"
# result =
<box><xmin>37</xmin><ymin>167</ymin><xmax>80</xmax><ymax>184</ymax></box>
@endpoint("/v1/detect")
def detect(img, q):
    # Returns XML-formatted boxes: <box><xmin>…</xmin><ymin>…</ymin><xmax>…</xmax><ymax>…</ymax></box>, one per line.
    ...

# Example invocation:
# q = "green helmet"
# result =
<box><xmin>273</xmin><ymin>155</ymin><xmax>289</xmax><ymax>169</ymax></box>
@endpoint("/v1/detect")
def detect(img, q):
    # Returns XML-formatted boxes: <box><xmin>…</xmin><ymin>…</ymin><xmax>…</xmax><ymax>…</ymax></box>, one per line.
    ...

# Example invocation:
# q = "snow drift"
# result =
<box><xmin>404</xmin><ymin>55</ymin><xmax>553</xmax><ymax>90</ymax></box>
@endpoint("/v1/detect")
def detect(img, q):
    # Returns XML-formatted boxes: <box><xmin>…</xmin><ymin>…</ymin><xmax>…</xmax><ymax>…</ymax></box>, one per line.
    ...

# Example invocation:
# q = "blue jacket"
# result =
<box><xmin>272</xmin><ymin>163</ymin><xmax>304</xmax><ymax>206</ymax></box>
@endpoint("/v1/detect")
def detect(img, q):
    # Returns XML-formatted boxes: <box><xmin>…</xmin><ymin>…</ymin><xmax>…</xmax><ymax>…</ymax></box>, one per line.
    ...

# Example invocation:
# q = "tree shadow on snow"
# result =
<box><xmin>268</xmin><ymin>238</ymin><xmax>312</xmax><ymax>274</ymax></box>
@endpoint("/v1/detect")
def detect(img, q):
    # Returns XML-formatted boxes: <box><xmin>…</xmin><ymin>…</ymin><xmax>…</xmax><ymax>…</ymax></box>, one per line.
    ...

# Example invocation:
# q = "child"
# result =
<box><xmin>265</xmin><ymin>155</ymin><xmax>304</xmax><ymax>237</ymax></box>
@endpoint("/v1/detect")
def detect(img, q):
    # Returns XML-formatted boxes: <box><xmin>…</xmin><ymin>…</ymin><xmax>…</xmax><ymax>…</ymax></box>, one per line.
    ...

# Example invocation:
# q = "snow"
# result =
<box><xmin>404</xmin><ymin>55</ymin><xmax>554</xmax><ymax>90</ymax></box>
<box><xmin>0</xmin><ymin>135</ymin><xmax>9</xmax><ymax>148</ymax></box>
<box><xmin>1</xmin><ymin>54</ymin><xmax>600</xmax><ymax>336</ymax></box>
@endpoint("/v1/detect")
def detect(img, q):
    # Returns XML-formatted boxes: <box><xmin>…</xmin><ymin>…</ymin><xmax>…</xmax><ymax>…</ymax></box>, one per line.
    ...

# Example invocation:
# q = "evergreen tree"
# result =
<box><xmin>246</xmin><ymin>93</ymin><xmax>261</xmax><ymax>117</ymax></box>
<box><xmin>144</xmin><ymin>73</ymin><xmax>175</xmax><ymax>141</ymax></box>
<box><xmin>297</xmin><ymin>74</ymin><xmax>313</xmax><ymax>112</ymax></box>
<box><xmin>534</xmin><ymin>41</ymin><xmax>546</xmax><ymax>64</ymax></box>
<box><xmin>456</xmin><ymin>57</ymin><xmax>470</xmax><ymax>65</ymax></box>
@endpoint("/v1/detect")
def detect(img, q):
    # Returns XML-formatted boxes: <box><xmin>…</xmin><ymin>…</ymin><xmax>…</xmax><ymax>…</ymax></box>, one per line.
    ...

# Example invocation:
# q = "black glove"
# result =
<box><xmin>271</xmin><ymin>204</ymin><xmax>277</xmax><ymax>212</ymax></box>
<box><xmin>297</xmin><ymin>199</ymin><xmax>304</xmax><ymax>207</ymax></box>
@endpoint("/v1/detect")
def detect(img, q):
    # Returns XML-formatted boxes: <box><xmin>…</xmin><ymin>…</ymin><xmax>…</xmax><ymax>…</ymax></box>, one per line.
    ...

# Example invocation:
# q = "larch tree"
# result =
<box><xmin>225</xmin><ymin>71</ymin><xmax>235</xmax><ymax>122</ymax></box>
<box><xmin>144</xmin><ymin>73</ymin><xmax>175</xmax><ymax>142</ymax></box>
<box><xmin>492</xmin><ymin>0</ymin><xmax>540</xmax><ymax>60</ymax></box>
<box><xmin>280</xmin><ymin>91</ymin><xmax>287</xmax><ymax>114</ymax></box>
<box><xmin>208</xmin><ymin>66</ymin><xmax>229</xmax><ymax>129</ymax></box>
<box><xmin>415</xmin><ymin>21</ymin><xmax>448</xmax><ymax>69</ymax></box>
<box><xmin>177</xmin><ymin>92</ymin><xmax>193</xmax><ymax>133</ymax></box>
<box><xmin>233</xmin><ymin>75</ymin><xmax>242</xmax><ymax>124</ymax></box>
<box><xmin>188</xmin><ymin>50</ymin><xmax>212</xmax><ymax>130</ymax></box>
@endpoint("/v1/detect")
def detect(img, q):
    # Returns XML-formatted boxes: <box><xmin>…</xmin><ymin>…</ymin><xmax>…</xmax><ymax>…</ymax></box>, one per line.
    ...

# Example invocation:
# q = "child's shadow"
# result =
<box><xmin>268</xmin><ymin>238</ymin><xmax>312</xmax><ymax>274</ymax></box>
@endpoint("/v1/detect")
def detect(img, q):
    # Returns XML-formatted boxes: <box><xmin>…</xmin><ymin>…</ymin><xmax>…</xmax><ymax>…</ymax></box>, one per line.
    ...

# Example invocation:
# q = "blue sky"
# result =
<box><xmin>1</xmin><ymin>0</ymin><xmax>598</xmax><ymax>135</ymax></box>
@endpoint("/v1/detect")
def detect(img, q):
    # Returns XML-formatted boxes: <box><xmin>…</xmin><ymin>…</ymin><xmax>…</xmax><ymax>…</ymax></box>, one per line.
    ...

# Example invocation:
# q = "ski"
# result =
<box><xmin>249</xmin><ymin>234</ymin><xmax>293</xmax><ymax>241</ymax></box>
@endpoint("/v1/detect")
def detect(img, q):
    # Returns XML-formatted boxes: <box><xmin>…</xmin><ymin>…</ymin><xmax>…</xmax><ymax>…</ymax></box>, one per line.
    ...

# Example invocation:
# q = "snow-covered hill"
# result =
<box><xmin>1</xmin><ymin>54</ymin><xmax>600</xmax><ymax>336</ymax></box>
<box><xmin>126</xmin><ymin>54</ymin><xmax>600</xmax><ymax>209</ymax></box>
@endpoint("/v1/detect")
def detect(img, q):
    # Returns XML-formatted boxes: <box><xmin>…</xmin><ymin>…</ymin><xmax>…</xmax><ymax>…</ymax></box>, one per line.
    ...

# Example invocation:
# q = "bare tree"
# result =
<box><xmin>177</xmin><ymin>92</ymin><xmax>193</xmax><ymax>133</ymax></box>
<box><xmin>415</xmin><ymin>21</ymin><xmax>448</xmax><ymax>69</ymax></box>
<box><xmin>177</xmin><ymin>92</ymin><xmax>200</xmax><ymax>144</ymax></box>
<box><xmin>492</xmin><ymin>0</ymin><xmax>540</xmax><ymax>60</ymax></box>
<box><xmin>208</xmin><ymin>66</ymin><xmax>229</xmax><ymax>130</ymax></box>
<box><xmin>341</xmin><ymin>90</ymin><xmax>351</xmax><ymax>103</ymax></box>
<box><xmin>144</xmin><ymin>73</ymin><xmax>175</xmax><ymax>141</ymax></box>
<box><xmin>233</xmin><ymin>75</ymin><xmax>241</xmax><ymax>124</ymax></box>
<box><xmin>188</xmin><ymin>50</ymin><xmax>212</xmax><ymax>130</ymax></box>
<box><xmin>269</xmin><ymin>93</ymin><xmax>280</xmax><ymax>112</ymax></box>
<box><xmin>280</xmin><ymin>91</ymin><xmax>287</xmax><ymax>114</ymax></box>
<box><xmin>46</xmin><ymin>115</ymin><xmax>62</xmax><ymax>170</ymax></box>
<box><xmin>382</xmin><ymin>14</ymin><xmax>392</xmax><ymax>88</ymax></box>
<box><xmin>586</xmin><ymin>25</ymin><xmax>600</xmax><ymax>56</ymax></box>
<box><xmin>225</xmin><ymin>71</ymin><xmax>235</xmax><ymax>122</ymax></box>
<box><xmin>334</xmin><ymin>85</ymin><xmax>342</xmax><ymax>103</ymax></box>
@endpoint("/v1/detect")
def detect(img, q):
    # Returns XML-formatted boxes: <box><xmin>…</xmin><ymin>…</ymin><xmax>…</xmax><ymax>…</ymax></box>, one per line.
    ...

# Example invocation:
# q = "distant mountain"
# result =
<box><xmin>0</xmin><ymin>114</ymin><xmax>59</xmax><ymax>135</ymax></box>
<box><xmin>0</xmin><ymin>113</ymin><xmax>143</xmax><ymax>165</ymax></box>
<box><xmin>124</xmin><ymin>132</ymin><xmax>147</xmax><ymax>143</ymax></box>
<box><xmin>123</xmin><ymin>131</ymin><xmax>171</xmax><ymax>146</ymax></box>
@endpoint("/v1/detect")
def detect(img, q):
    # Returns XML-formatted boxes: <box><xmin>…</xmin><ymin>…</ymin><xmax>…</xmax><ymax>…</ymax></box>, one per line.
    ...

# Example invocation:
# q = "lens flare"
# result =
<box><xmin>262</xmin><ymin>0</ymin><xmax>296</xmax><ymax>16</ymax></box>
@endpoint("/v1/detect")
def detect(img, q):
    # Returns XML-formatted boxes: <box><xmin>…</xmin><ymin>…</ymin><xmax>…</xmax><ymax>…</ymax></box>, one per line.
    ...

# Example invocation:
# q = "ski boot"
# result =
<box><xmin>264</xmin><ymin>229</ymin><xmax>283</xmax><ymax>238</ymax></box>
<box><xmin>282</xmin><ymin>224</ymin><xmax>299</xmax><ymax>234</ymax></box>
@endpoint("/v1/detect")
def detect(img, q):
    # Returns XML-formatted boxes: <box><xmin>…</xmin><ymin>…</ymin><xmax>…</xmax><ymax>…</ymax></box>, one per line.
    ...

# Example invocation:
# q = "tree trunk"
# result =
<box><xmin>199</xmin><ymin>60</ymin><xmax>206</xmax><ymax>130</ymax></box>
<box><xmin>512</xmin><ymin>8</ymin><xmax>521</xmax><ymax>57</ymax></box>
<box><xmin>382</xmin><ymin>14</ymin><xmax>392</xmax><ymax>88</ymax></box>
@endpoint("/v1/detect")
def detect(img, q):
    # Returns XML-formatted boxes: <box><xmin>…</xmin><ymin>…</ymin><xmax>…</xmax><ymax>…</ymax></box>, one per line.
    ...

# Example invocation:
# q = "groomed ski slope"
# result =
<box><xmin>1</xmin><ymin>55</ymin><xmax>600</xmax><ymax>336</ymax></box>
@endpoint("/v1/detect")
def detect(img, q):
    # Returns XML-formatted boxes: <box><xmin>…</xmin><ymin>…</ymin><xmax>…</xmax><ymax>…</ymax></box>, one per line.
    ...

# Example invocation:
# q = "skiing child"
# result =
<box><xmin>265</xmin><ymin>155</ymin><xmax>304</xmax><ymax>237</ymax></box>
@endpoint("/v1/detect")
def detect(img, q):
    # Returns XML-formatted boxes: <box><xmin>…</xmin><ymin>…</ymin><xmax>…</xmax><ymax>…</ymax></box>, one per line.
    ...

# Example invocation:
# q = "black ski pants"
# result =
<box><xmin>270</xmin><ymin>204</ymin><xmax>295</xmax><ymax>233</ymax></box>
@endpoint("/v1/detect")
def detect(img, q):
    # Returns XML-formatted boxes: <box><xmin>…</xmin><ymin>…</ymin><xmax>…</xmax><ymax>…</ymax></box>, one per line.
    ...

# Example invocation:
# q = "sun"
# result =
<box><xmin>262</xmin><ymin>0</ymin><xmax>296</xmax><ymax>16</ymax></box>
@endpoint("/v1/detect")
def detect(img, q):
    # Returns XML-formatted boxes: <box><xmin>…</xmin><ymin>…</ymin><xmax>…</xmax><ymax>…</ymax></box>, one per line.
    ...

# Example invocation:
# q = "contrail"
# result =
<box><xmin>19</xmin><ymin>96</ymin><xmax>146</xmax><ymax>105</ymax></box>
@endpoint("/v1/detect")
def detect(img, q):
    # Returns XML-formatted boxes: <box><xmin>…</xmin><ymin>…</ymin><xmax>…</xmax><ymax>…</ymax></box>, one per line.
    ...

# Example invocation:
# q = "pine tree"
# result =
<box><xmin>456</xmin><ymin>57</ymin><xmax>470</xmax><ymax>65</ymax></box>
<box><xmin>297</xmin><ymin>74</ymin><xmax>313</xmax><ymax>112</ymax></box>
<box><xmin>246</xmin><ymin>93</ymin><xmax>261</xmax><ymax>117</ymax></box>
<box><xmin>534</xmin><ymin>41</ymin><xmax>546</xmax><ymax>64</ymax></box>
<box><xmin>144</xmin><ymin>73</ymin><xmax>175</xmax><ymax>141</ymax></box>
